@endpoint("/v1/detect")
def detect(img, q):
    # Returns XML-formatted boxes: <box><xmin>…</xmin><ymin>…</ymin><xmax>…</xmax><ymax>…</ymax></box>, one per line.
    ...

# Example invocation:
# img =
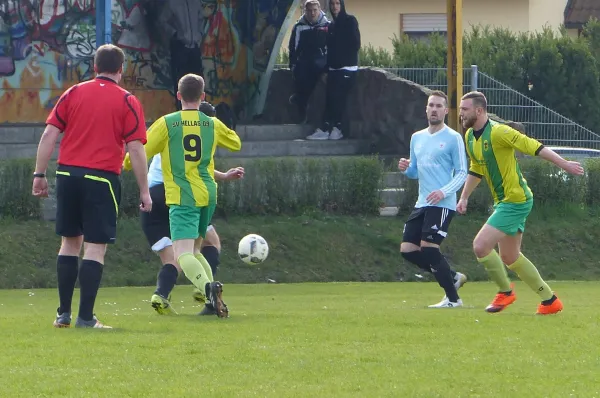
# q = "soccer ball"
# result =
<box><xmin>238</xmin><ymin>234</ymin><xmax>269</xmax><ymax>265</ymax></box>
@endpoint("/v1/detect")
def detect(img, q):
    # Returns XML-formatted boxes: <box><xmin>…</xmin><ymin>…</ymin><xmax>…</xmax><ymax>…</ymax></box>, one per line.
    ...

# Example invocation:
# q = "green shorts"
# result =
<box><xmin>486</xmin><ymin>199</ymin><xmax>533</xmax><ymax>236</ymax></box>
<box><xmin>169</xmin><ymin>204</ymin><xmax>216</xmax><ymax>241</ymax></box>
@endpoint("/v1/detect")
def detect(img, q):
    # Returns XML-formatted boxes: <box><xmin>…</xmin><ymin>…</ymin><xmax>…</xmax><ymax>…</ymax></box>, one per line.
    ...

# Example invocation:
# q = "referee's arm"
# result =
<box><xmin>34</xmin><ymin>124</ymin><xmax>61</xmax><ymax>176</ymax></box>
<box><xmin>123</xmin><ymin>94</ymin><xmax>152</xmax><ymax>212</ymax></box>
<box><xmin>32</xmin><ymin>124</ymin><xmax>61</xmax><ymax>197</ymax></box>
<box><xmin>35</xmin><ymin>86</ymin><xmax>72</xmax><ymax>176</ymax></box>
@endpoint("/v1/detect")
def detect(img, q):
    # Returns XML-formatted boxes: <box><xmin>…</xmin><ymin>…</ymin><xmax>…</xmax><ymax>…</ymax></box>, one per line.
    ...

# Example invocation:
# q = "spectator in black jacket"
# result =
<box><xmin>288</xmin><ymin>0</ymin><xmax>329</xmax><ymax>123</ymax></box>
<box><xmin>307</xmin><ymin>0</ymin><xmax>360</xmax><ymax>140</ymax></box>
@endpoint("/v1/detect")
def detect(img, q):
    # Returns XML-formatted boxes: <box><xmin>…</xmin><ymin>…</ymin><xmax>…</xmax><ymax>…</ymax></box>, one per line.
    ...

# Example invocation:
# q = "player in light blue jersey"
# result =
<box><xmin>398</xmin><ymin>91</ymin><xmax>468</xmax><ymax>308</ymax></box>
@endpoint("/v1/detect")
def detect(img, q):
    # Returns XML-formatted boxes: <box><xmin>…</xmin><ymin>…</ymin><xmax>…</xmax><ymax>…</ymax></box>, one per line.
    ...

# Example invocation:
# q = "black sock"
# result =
<box><xmin>57</xmin><ymin>255</ymin><xmax>79</xmax><ymax>314</ymax></box>
<box><xmin>421</xmin><ymin>247</ymin><xmax>460</xmax><ymax>302</ymax></box>
<box><xmin>155</xmin><ymin>263</ymin><xmax>179</xmax><ymax>298</ymax></box>
<box><xmin>201</xmin><ymin>246</ymin><xmax>220</xmax><ymax>277</ymax></box>
<box><xmin>78</xmin><ymin>259</ymin><xmax>104</xmax><ymax>322</ymax></box>
<box><xmin>541</xmin><ymin>295</ymin><xmax>557</xmax><ymax>306</ymax></box>
<box><xmin>401</xmin><ymin>250</ymin><xmax>457</xmax><ymax>279</ymax></box>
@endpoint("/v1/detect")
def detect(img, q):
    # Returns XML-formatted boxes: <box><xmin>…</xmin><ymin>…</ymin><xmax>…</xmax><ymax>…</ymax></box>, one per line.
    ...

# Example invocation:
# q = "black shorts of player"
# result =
<box><xmin>140</xmin><ymin>183</ymin><xmax>170</xmax><ymax>247</ymax></box>
<box><xmin>55</xmin><ymin>165</ymin><xmax>121</xmax><ymax>244</ymax></box>
<box><xmin>140</xmin><ymin>183</ymin><xmax>213</xmax><ymax>247</ymax></box>
<box><xmin>402</xmin><ymin>206</ymin><xmax>455</xmax><ymax>246</ymax></box>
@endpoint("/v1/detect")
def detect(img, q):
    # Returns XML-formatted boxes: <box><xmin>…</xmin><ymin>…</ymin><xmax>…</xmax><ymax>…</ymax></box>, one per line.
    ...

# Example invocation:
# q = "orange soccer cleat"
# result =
<box><xmin>536</xmin><ymin>296</ymin><xmax>563</xmax><ymax>315</ymax></box>
<box><xmin>485</xmin><ymin>284</ymin><xmax>517</xmax><ymax>313</ymax></box>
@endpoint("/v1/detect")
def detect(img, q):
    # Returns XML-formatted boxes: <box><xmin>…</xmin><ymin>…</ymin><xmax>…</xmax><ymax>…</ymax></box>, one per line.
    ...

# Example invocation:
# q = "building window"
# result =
<box><xmin>401</xmin><ymin>13</ymin><xmax>447</xmax><ymax>41</ymax></box>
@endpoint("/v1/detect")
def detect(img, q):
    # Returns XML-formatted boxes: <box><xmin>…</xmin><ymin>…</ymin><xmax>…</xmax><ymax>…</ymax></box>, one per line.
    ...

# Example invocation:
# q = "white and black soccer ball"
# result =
<box><xmin>238</xmin><ymin>234</ymin><xmax>269</xmax><ymax>265</ymax></box>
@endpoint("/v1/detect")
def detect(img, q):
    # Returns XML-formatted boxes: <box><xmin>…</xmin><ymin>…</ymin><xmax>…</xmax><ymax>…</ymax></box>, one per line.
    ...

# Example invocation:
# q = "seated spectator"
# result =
<box><xmin>288</xmin><ymin>0</ymin><xmax>329</xmax><ymax>124</ymax></box>
<box><xmin>307</xmin><ymin>0</ymin><xmax>360</xmax><ymax>140</ymax></box>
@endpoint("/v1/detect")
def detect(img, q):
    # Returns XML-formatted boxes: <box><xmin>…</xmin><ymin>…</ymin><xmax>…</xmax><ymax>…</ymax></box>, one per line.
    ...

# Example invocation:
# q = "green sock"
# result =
<box><xmin>195</xmin><ymin>253</ymin><xmax>214</xmax><ymax>282</ymax></box>
<box><xmin>178</xmin><ymin>253</ymin><xmax>210</xmax><ymax>297</ymax></box>
<box><xmin>507</xmin><ymin>253</ymin><xmax>553</xmax><ymax>301</ymax></box>
<box><xmin>477</xmin><ymin>250</ymin><xmax>512</xmax><ymax>292</ymax></box>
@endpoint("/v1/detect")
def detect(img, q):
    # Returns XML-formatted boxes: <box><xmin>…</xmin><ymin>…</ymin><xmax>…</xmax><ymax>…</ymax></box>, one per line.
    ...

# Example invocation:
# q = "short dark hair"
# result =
<box><xmin>94</xmin><ymin>44</ymin><xmax>125</xmax><ymax>74</ymax></box>
<box><xmin>178</xmin><ymin>74</ymin><xmax>205</xmax><ymax>102</ymax></box>
<box><xmin>429</xmin><ymin>90</ymin><xmax>448</xmax><ymax>106</ymax></box>
<box><xmin>461</xmin><ymin>91</ymin><xmax>487</xmax><ymax>110</ymax></box>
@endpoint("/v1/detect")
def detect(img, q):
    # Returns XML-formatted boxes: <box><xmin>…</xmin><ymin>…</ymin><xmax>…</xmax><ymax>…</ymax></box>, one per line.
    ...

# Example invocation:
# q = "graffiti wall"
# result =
<box><xmin>0</xmin><ymin>0</ymin><xmax>297</xmax><ymax>124</ymax></box>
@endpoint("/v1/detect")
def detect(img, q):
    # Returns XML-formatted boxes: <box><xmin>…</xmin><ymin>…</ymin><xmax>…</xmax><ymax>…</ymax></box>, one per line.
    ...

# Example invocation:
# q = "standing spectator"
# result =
<box><xmin>32</xmin><ymin>44</ymin><xmax>152</xmax><ymax>329</ymax></box>
<box><xmin>159</xmin><ymin>0</ymin><xmax>204</xmax><ymax>110</ymax></box>
<box><xmin>307</xmin><ymin>0</ymin><xmax>360</xmax><ymax>140</ymax></box>
<box><xmin>288</xmin><ymin>0</ymin><xmax>329</xmax><ymax>124</ymax></box>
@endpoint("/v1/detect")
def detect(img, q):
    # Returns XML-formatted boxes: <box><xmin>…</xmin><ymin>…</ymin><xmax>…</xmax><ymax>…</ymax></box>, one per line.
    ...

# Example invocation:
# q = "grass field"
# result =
<box><xmin>2</xmin><ymin>281</ymin><xmax>599</xmax><ymax>397</ymax></box>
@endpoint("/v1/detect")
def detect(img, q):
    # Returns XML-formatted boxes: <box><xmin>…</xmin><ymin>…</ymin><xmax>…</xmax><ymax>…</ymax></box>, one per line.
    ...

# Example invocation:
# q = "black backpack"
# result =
<box><xmin>199</xmin><ymin>101</ymin><xmax>216</xmax><ymax>117</ymax></box>
<box><xmin>215</xmin><ymin>102</ymin><xmax>237</xmax><ymax>130</ymax></box>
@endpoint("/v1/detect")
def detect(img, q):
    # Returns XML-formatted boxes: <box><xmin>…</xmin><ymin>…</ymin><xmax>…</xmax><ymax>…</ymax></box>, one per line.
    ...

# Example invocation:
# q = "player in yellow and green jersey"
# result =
<box><xmin>124</xmin><ymin>74</ymin><xmax>241</xmax><ymax>318</ymax></box>
<box><xmin>457</xmin><ymin>91</ymin><xmax>584</xmax><ymax>315</ymax></box>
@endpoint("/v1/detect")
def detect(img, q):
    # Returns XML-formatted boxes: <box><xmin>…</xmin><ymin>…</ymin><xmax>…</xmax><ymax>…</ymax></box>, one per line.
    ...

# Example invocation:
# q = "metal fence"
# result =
<box><xmin>381</xmin><ymin>67</ymin><xmax>475</xmax><ymax>95</ymax></box>
<box><xmin>475</xmin><ymin>72</ymin><xmax>600</xmax><ymax>149</ymax></box>
<box><xmin>273</xmin><ymin>64</ymin><xmax>600</xmax><ymax>149</ymax></box>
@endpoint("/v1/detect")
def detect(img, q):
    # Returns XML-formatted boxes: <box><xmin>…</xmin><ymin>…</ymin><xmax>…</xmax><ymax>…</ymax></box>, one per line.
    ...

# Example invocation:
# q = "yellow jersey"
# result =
<box><xmin>124</xmin><ymin>110</ymin><xmax>241</xmax><ymax>207</ymax></box>
<box><xmin>465</xmin><ymin>120</ymin><xmax>543</xmax><ymax>204</ymax></box>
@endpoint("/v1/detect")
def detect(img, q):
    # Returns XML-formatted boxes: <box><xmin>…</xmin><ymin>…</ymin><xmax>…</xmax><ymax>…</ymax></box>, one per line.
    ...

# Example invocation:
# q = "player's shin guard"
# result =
<box><xmin>155</xmin><ymin>263</ymin><xmax>179</xmax><ymax>298</ymax></box>
<box><xmin>507</xmin><ymin>254</ymin><xmax>553</xmax><ymax>301</ymax></box>
<box><xmin>401</xmin><ymin>250</ymin><xmax>458</xmax><ymax>279</ymax></box>
<box><xmin>57</xmin><ymin>255</ymin><xmax>79</xmax><ymax>314</ymax></box>
<box><xmin>194</xmin><ymin>252</ymin><xmax>214</xmax><ymax>283</ymax></box>
<box><xmin>401</xmin><ymin>250</ymin><xmax>433</xmax><ymax>273</ymax></box>
<box><xmin>200</xmin><ymin>245</ymin><xmax>220</xmax><ymax>277</ymax></box>
<box><xmin>422</xmin><ymin>247</ymin><xmax>460</xmax><ymax>302</ymax></box>
<box><xmin>477</xmin><ymin>250</ymin><xmax>512</xmax><ymax>292</ymax></box>
<box><xmin>78</xmin><ymin>259</ymin><xmax>103</xmax><ymax>322</ymax></box>
<box><xmin>178</xmin><ymin>253</ymin><xmax>211</xmax><ymax>297</ymax></box>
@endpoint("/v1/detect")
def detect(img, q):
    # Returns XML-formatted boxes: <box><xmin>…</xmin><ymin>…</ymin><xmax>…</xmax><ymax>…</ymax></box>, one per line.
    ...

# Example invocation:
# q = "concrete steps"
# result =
<box><xmin>219</xmin><ymin>124</ymin><xmax>369</xmax><ymax>157</ymax></box>
<box><xmin>378</xmin><ymin>172</ymin><xmax>405</xmax><ymax>217</ymax></box>
<box><xmin>0</xmin><ymin>123</ymin><xmax>369</xmax><ymax>159</ymax></box>
<box><xmin>236</xmin><ymin>124</ymin><xmax>308</xmax><ymax>141</ymax></box>
<box><xmin>217</xmin><ymin>138</ymin><xmax>369</xmax><ymax>158</ymax></box>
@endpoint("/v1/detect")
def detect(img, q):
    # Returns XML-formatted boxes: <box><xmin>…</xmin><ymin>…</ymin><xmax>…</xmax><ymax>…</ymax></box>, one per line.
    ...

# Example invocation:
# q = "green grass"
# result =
<box><xmin>1</xmin><ymin>282</ymin><xmax>599</xmax><ymax>397</ymax></box>
<box><xmin>2</xmin><ymin>208</ymin><xmax>600</xmax><ymax>288</ymax></box>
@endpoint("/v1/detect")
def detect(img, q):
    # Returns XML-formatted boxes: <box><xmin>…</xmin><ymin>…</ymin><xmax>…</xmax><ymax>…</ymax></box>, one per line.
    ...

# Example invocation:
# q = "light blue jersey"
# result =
<box><xmin>148</xmin><ymin>154</ymin><xmax>163</xmax><ymax>188</ymax></box>
<box><xmin>402</xmin><ymin>125</ymin><xmax>468</xmax><ymax>210</ymax></box>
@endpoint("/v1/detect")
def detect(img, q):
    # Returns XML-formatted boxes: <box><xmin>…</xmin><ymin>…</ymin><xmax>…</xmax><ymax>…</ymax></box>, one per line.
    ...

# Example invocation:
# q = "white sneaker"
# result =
<box><xmin>306</xmin><ymin>128</ymin><xmax>330</xmax><ymax>140</ymax></box>
<box><xmin>329</xmin><ymin>127</ymin><xmax>343</xmax><ymax>140</ymax></box>
<box><xmin>428</xmin><ymin>298</ymin><xmax>463</xmax><ymax>308</ymax></box>
<box><xmin>454</xmin><ymin>272</ymin><xmax>467</xmax><ymax>290</ymax></box>
<box><xmin>437</xmin><ymin>272</ymin><xmax>468</xmax><ymax>304</ymax></box>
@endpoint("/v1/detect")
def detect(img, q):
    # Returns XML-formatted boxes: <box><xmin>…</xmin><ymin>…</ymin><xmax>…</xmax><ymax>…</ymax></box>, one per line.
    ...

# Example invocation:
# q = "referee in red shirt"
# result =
<box><xmin>32</xmin><ymin>44</ymin><xmax>152</xmax><ymax>329</ymax></box>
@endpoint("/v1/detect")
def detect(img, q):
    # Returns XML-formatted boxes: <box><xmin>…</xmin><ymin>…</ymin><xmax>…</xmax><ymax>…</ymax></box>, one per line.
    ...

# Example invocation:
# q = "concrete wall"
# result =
<box><xmin>281</xmin><ymin>0</ymin><xmax>575</xmax><ymax>53</ymax></box>
<box><xmin>529</xmin><ymin>0</ymin><xmax>570</xmax><ymax>32</ymax></box>
<box><xmin>0</xmin><ymin>0</ymin><xmax>298</xmax><ymax>124</ymax></box>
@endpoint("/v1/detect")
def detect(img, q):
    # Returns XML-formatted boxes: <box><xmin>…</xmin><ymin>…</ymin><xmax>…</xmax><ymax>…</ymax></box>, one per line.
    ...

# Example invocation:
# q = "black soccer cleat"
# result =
<box><xmin>207</xmin><ymin>281</ymin><xmax>229</xmax><ymax>318</ymax></box>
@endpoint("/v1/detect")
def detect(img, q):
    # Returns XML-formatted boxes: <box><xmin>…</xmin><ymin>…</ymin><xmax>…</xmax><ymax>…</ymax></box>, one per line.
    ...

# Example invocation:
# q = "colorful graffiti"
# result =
<box><xmin>0</xmin><ymin>0</ymin><xmax>297</xmax><ymax>124</ymax></box>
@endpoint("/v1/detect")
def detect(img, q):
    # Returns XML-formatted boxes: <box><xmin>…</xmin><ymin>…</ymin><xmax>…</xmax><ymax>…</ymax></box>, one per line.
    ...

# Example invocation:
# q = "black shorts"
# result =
<box><xmin>140</xmin><ymin>184</ymin><xmax>170</xmax><ymax>248</ymax></box>
<box><xmin>140</xmin><ymin>183</ymin><xmax>213</xmax><ymax>250</ymax></box>
<box><xmin>402</xmin><ymin>206</ymin><xmax>455</xmax><ymax>246</ymax></box>
<box><xmin>55</xmin><ymin>165</ymin><xmax>121</xmax><ymax>244</ymax></box>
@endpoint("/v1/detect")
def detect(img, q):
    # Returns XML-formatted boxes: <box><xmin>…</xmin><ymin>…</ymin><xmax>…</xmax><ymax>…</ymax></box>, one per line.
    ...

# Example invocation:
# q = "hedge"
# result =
<box><xmin>0</xmin><ymin>157</ymin><xmax>384</xmax><ymax>219</ymax></box>
<box><xmin>2</xmin><ymin>157</ymin><xmax>600</xmax><ymax>220</ymax></box>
